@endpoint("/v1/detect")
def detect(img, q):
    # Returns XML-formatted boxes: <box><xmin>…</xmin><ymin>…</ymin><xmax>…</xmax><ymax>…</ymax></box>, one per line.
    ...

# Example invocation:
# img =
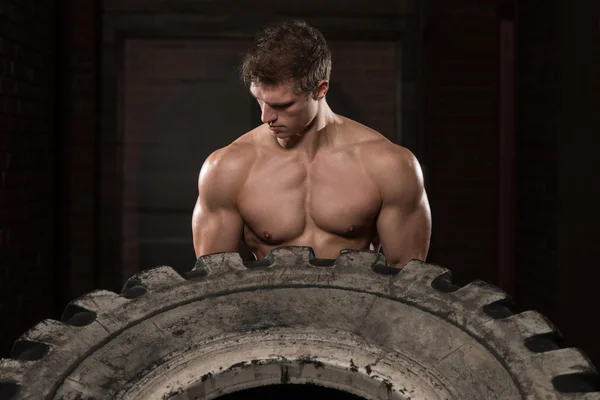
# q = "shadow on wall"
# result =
<box><xmin>326</xmin><ymin>81</ymin><xmax>365</xmax><ymax>130</ymax></box>
<box><xmin>134</xmin><ymin>61</ymin><xmax>364</xmax><ymax>275</ymax></box>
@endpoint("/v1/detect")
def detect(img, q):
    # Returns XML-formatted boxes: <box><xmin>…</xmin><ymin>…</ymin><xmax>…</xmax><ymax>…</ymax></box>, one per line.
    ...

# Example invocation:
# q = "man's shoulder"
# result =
<box><xmin>337</xmin><ymin>117</ymin><xmax>403</xmax><ymax>155</ymax></box>
<box><xmin>359</xmin><ymin>138</ymin><xmax>423</xmax><ymax>188</ymax></box>
<box><xmin>362</xmin><ymin>139</ymin><xmax>416</xmax><ymax>165</ymax></box>
<box><xmin>332</xmin><ymin>117</ymin><xmax>418</xmax><ymax>173</ymax></box>
<box><xmin>200</xmin><ymin>134</ymin><xmax>259</xmax><ymax>181</ymax></box>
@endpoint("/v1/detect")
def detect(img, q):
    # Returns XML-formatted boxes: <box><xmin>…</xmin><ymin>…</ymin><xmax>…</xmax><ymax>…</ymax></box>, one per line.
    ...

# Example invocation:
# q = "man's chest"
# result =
<box><xmin>237</xmin><ymin>154</ymin><xmax>382</xmax><ymax>242</ymax></box>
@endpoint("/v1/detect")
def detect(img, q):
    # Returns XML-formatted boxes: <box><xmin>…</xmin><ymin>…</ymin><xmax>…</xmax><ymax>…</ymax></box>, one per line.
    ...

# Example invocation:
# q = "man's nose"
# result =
<box><xmin>261</xmin><ymin>104</ymin><xmax>277</xmax><ymax>124</ymax></box>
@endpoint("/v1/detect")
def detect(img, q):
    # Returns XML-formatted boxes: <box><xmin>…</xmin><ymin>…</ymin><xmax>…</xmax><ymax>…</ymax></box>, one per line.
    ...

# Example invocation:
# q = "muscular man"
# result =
<box><xmin>192</xmin><ymin>20</ymin><xmax>431</xmax><ymax>268</ymax></box>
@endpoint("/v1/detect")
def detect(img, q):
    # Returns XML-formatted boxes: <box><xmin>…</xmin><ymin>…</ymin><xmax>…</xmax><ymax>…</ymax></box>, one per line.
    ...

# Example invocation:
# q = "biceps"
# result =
<box><xmin>192</xmin><ymin>198</ymin><xmax>244</xmax><ymax>258</ymax></box>
<box><xmin>376</xmin><ymin>201</ymin><xmax>432</xmax><ymax>267</ymax></box>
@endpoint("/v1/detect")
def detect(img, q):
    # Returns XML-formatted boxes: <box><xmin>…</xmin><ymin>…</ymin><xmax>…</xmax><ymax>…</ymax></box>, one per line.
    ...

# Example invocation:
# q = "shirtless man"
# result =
<box><xmin>192</xmin><ymin>20</ymin><xmax>431</xmax><ymax>268</ymax></box>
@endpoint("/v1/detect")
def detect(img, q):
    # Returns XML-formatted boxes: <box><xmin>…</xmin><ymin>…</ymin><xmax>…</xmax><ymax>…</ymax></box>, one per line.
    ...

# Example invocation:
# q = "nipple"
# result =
<box><xmin>263</xmin><ymin>231</ymin><xmax>272</xmax><ymax>240</ymax></box>
<box><xmin>346</xmin><ymin>225</ymin><xmax>357</xmax><ymax>233</ymax></box>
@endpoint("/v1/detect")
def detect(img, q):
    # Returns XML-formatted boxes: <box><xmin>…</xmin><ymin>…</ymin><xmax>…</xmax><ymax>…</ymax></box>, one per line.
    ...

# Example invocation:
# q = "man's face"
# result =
<box><xmin>250</xmin><ymin>80</ymin><xmax>318</xmax><ymax>139</ymax></box>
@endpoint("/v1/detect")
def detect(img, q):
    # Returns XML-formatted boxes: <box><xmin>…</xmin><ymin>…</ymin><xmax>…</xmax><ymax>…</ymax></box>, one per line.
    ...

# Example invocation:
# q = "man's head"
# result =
<box><xmin>241</xmin><ymin>20</ymin><xmax>332</xmax><ymax>93</ymax></box>
<box><xmin>241</xmin><ymin>20</ymin><xmax>332</xmax><ymax>137</ymax></box>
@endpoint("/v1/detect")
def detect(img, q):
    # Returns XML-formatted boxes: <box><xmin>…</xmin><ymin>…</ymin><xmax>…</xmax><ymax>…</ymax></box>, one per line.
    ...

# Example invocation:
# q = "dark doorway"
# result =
<box><xmin>215</xmin><ymin>384</ymin><xmax>367</xmax><ymax>400</ymax></box>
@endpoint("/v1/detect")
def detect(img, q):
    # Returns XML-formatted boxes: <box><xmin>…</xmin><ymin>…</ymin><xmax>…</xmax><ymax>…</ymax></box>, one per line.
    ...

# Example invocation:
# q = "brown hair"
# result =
<box><xmin>240</xmin><ymin>20</ymin><xmax>332</xmax><ymax>93</ymax></box>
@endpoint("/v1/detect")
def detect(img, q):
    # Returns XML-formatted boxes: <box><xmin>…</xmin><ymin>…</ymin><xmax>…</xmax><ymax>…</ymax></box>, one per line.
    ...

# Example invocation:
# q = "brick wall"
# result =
<box><xmin>514</xmin><ymin>0</ymin><xmax>600</xmax><ymax>367</ymax></box>
<box><xmin>555</xmin><ymin>0</ymin><xmax>600</xmax><ymax>367</ymax></box>
<box><xmin>54</xmin><ymin>0</ymin><xmax>102</xmax><ymax>311</ymax></box>
<box><xmin>0</xmin><ymin>0</ymin><xmax>56</xmax><ymax>356</ymax></box>
<box><xmin>423</xmin><ymin>0</ymin><xmax>503</xmax><ymax>286</ymax></box>
<box><xmin>514</xmin><ymin>0</ymin><xmax>560</xmax><ymax>323</ymax></box>
<box><xmin>515</xmin><ymin>0</ymin><xmax>600</xmax><ymax>367</ymax></box>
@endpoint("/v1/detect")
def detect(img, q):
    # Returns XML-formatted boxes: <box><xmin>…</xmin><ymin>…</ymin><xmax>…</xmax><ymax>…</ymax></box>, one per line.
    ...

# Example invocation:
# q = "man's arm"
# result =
<box><xmin>370</xmin><ymin>145</ymin><xmax>432</xmax><ymax>268</ymax></box>
<box><xmin>192</xmin><ymin>146</ymin><xmax>248</xmax><ymax>258</ymax></box>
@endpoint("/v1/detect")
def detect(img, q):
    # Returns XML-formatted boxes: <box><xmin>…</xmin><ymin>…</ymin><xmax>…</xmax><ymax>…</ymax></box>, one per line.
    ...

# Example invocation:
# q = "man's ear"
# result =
<box><xmin>313</xmin><ymin>80</ymin><xmax>329</xmax><ymax>100</ymax></box>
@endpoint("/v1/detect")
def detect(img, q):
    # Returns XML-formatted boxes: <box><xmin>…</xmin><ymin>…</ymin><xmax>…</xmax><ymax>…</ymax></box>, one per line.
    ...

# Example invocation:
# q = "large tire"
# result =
<box><xmin>1</xmin><ymin>247</ymin><xmax>599</xmax><ymax>399</ymax></box>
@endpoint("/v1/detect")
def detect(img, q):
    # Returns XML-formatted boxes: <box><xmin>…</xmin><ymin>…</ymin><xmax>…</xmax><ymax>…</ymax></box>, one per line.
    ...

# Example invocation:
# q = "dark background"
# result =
<box><xmin>0</xmin><ymin>0</ymin><xmax>599</xmax><ymax>370</ymax></box>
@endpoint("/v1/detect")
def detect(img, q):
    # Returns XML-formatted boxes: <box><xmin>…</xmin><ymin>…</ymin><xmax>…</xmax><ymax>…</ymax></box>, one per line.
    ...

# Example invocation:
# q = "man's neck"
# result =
<box><xmin>276</xmin><ymin>101</ymin><xmax>339</xmax><ymax>158</ymax></box>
